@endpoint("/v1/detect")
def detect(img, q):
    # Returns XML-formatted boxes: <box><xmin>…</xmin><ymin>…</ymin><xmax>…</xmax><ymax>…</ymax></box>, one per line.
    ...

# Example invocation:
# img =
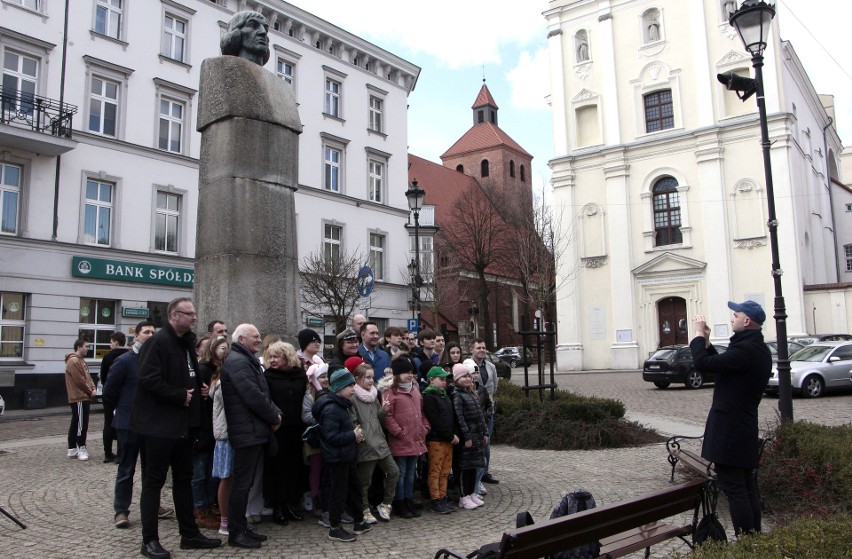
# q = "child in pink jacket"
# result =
<box><xmin>382</xmin><ymin>355</ymin><xmax>430</xmax><ymax>518</ymax></box>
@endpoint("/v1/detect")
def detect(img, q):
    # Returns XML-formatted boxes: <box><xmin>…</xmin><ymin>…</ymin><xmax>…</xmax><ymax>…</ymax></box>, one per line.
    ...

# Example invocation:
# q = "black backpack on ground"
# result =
<box><xmin>547</xmin><ymin>489</ymin><xmax>601</xmax><ymax>559</ymax></box>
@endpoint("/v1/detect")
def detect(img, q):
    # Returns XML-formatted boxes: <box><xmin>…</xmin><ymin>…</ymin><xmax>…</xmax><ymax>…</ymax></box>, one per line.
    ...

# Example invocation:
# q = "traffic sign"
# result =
<box><xmin>356</xmin><ymin>265</ymin><xmax>374</xmax><ymax>297</ymax></box>
<box><xmin>407</xmin><ymin>318</ymin><xmax>419</xmax><ymax>332</ymax></box>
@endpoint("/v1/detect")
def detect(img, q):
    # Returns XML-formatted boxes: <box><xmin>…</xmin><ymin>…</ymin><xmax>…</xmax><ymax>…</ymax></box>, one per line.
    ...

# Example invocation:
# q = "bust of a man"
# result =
<box><xmin>220</xmin><ymin>11</ymin><xmax>270</xmax><ymax>66</ymax></box>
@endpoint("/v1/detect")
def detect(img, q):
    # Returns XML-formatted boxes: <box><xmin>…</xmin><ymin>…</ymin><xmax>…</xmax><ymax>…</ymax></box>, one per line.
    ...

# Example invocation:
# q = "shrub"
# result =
<box><xmin>668</xmin><ymin>513</ymin><xmax>852</xmax><ymax>559</ymax></box>
<box><xmin>493</xmin><ymin>382</ymin><xmax>661</xmax><ymax>450</ymax></box>
<box><xmin>760</xmin><ymin>421</ymin><xmax>852</xmax><ymax>522</ymax></box>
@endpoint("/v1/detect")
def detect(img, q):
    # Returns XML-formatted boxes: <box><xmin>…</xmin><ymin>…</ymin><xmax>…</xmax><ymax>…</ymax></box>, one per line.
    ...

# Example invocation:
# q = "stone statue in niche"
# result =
<box><xmin>724</xmin><ymin>0</ymin><xmax>737</xmax><ymax>18</ymax></box>
<box><xmin>576</xmin><ymin>37</ymin><xmax>589</xmax><ymax>62</ymax></box>
<box><xmin>648</xmin><ymin>20</ymin><xmax>660</xmax><ymax>42</ymax></box>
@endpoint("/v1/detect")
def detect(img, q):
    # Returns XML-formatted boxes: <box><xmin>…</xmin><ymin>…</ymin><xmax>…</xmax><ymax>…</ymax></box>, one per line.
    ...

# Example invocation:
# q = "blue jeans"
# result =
<box><xmin>191</xmin><ymin>450</ymin><xmax>216</xmax><ymax>510</ymax></box>
<box><xmin>114</xmin><ymin>429</ymin><xmax>145</xmax><ymax>516</ymax></box>
<box><xmin>394</xmin><ymin>455</ymin><xmax>417</xmax><ymax>500</ymax></box>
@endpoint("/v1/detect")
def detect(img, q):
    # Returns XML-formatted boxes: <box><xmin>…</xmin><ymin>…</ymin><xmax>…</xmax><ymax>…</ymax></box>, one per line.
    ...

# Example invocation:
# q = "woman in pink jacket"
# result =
<box><xmin>382</xmin><ymin>355</ymin><xmax>430</xmax><ymax>519</ymax></box>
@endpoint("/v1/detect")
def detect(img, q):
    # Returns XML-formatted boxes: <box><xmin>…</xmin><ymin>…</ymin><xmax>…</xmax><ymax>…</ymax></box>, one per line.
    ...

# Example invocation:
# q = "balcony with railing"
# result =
<box><xmin>0</xmin><ymin>86</ymin><xmax>78</xmax><ymax>156</ymax></box>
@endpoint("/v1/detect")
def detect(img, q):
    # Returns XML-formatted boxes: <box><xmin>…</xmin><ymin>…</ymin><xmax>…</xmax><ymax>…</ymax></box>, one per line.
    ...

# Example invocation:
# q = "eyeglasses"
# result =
<box><xmin>175</xmin><ymin>310</ymin><xmax>197</xmax><ymax>317</ymax></box>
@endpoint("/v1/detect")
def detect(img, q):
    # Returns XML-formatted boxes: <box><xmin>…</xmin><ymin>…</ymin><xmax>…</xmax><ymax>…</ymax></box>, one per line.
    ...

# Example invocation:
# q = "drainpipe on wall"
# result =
<box><xmin>822</xmin><ymin>117</ymin><xmax>839</xmax><ymax>282</ymax></box>
<box><xmin>52</xmin><ymin>0</ymin><xmax>70</xmax><ymax>240</ymax></box>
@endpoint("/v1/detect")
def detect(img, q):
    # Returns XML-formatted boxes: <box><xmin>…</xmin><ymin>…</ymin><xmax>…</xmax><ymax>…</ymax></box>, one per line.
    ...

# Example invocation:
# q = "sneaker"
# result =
<box><xmin>352</xmin><ymin>521</ymin><xmax>371</xmax><ymax>534</ymax></box>
<box><xmin>328</xmin><ymin>526</ymin><xmax>356</xmax><ymax>542</ymax></box>
<box><xmin>66</xmin><ymin>447</ymin><xmax>78</xmax><ymax>458</ymax></box>
<box><xmin>218</xmin><ymin>525</ymin><xmax>228</xmax><ymax>536</ymax></box>
<box><xmin>341</xmin><ymin>511</ymin><xmax>354</xmax><ymax>524</ymax></box>
<box><xmin>442</xmin><ymin>497</ymin><xmax>457</xmax><ymax>512</ymax></box>
<box><xmin>376</xmin><ymin>503</ymin><xmax>392</xmax><ymax>522</ymax></box>
<box><xmin>301</xmin><ymin>492</ymin><xmax>313</xmax><ymax>512</ymax></box>
<box><xmin>362</xmin><ymin>509</ymin><xmax>377</xmax><ymax>524</ymax></box>
<box><xmin>458</xmin><ymin>496</ymin><xmax>478</xmax><ymax>510</ymax></box>
<box><xmin>114</xmin><ymin>513</ymin><xmax>129</xmax><ymax>528</ymax></box>
<box><xmin>318</xmin><ymin>511</ymin><xmax>331</xmax><ymax>528</ymax></box>
<box><xmin>470</xmin><ymin>494</ymin><xmax>485</xmax><ymax>507</ymax></box>
<box><xmin>261</xmin><ymin>506</ymin><xmax>274</xmax><ymax>516</ymax></box>
<box><xmin>430</xmin><ymin>499</ymin><xmax>451</xmax><ymax>514</ymax></box>
<box><xmin>158</xmin><ymin>506</ymin><xmax>174</xmax><ymax>519</ymax></box>
<box><xmin>477</xmin><ymin>484</ymin><xmax>487</xmax><ymax>496</ymax></box>
<box><xmin>76</xmin><ymin>446</ymin><xmax>89</xmax><ymax>461</ymax></box>
<box><xmin>246</xmin><ymin>514</ymin><xmax>262</xmax><ymax>524</ymax></box>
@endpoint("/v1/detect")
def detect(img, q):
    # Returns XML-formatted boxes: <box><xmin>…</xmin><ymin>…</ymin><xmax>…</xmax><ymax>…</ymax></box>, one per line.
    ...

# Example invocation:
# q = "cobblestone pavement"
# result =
<box><xmin>0</xmin><ymin>371</ymin><xmax>848</xmax><ymax>559</ymax></box>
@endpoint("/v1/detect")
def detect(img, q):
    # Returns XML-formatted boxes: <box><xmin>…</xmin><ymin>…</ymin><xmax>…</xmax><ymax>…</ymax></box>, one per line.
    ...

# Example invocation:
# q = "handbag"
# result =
<box><xmin>302</xmin><ymin>423</ymin><xmax>321</xmax><ymax>449</ymax></box>
<box><xmin>693</xmin><ymin>480</ymin><xmax>727</xmax><ymax>545</ymax></box>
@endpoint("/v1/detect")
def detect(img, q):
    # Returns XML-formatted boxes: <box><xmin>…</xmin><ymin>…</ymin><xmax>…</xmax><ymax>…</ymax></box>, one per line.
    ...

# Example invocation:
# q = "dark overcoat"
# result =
<box><xmin>690</xmin><ymin>328</ymin><xmax>771</xmax><ymax>469</ymax></box>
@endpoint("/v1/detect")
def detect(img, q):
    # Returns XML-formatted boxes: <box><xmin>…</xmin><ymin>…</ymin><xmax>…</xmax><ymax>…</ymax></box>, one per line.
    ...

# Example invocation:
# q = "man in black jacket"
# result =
<box><xmin>100</xmin><ymin>331</ymin><xmax>128</xmax><ymax>463</ymax></box>
<box><xmin>131</xmin><ymin>298</ymin><xmax>221</xmax><ymax>559</ymax></box>
<box><xmin>220</xmin><ymin>323</ymin><xmax>282</xmax><ymax>549</ymax></box>
<box><xmin>690</xmin><ymin>300</ymin><xmax>772</xmax><ymax>536</ymax></box>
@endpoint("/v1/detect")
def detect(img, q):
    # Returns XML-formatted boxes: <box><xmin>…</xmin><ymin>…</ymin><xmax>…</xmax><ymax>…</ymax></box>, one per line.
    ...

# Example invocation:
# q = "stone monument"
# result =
<box><xmin>194</xmin><ymin>11</ymin><xmax>302</xmax><ymax>340</ymax></box>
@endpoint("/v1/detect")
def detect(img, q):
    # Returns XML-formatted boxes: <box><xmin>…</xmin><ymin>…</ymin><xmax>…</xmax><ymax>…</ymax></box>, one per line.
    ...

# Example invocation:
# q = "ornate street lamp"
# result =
<box><xmin>405</xmin><ymin>180</ymin><xmax>425</xmax><ymax>330</ymax></box>
<box><xmin>720</xmin><ymin>0</ymin><xmax>792</xmax><ymax>422</ymax></box>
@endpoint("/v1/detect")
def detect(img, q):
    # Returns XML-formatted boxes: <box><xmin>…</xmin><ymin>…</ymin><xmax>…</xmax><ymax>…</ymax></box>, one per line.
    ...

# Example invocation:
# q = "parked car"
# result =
<box><xmin>789</xmin><ymin>334</ymin><xmax>852</xmax><ymax>346</ymax></box>
<box><xmin>642</xmin><ymin>344</ymin><xmax>727</xmax><ymax>389</ymax></box>
<box><xmin>765</xmin><ymin>340</ymin><xmax>804</xmax><ymax>362</ymax></box>
<box><xmin>765</xmin><ymin>341</ymin><xmax>852</xmax><ymax>398</ymax></box>
<box><xmin>493</xmin><ymin>346</ymin><xmax>534</xmax><ymax>368</ymax></box>
<box><xmin>462</xmin><ymin>351</ymin><xmax>512</xmax><ymax>381</ymax></box>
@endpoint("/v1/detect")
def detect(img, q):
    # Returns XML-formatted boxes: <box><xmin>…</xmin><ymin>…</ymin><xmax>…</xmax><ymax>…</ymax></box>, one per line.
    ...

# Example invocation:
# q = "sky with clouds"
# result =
<box><xmin>303</xmin><ymin>0</ymin><xmax>851</xmax><ymax>195</ymax></box>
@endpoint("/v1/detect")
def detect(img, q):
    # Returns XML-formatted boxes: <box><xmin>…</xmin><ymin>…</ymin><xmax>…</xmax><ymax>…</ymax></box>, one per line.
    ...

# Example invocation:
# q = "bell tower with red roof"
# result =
<box><xmin>439</xmin><ymin>82</ymin><xmax>533</xmax><ymax>205</ymax></box>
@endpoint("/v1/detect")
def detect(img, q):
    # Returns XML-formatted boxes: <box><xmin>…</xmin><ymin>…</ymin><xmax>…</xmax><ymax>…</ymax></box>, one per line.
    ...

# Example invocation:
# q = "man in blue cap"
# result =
<box><xmin>690</xmin><ymin>300</ymin><xmax>771</xmax><ymax>537</ymax></box>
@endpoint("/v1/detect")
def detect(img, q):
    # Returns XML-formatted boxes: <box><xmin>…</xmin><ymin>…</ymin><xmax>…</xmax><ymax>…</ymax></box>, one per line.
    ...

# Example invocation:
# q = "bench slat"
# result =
<box><xmin>498</xmin><ymin>480</ymin><xmax>703</xmax><ymax>559</ymax></box>
<box><xmin>595</xmin><ymin>522</ymin><xmax>693</xmax><ymax>559</ymax></box>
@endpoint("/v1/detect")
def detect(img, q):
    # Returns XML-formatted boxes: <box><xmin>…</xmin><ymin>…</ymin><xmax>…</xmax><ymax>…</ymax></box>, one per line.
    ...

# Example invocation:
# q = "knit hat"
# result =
<box><xmin>336</xmin><ymin>328</ymin><xmax>358</xmax><ymax>342</ymax></box>
<box><xmin>427</xmin><ymin>366</ymin><xmax>449</xmax><ymax>380</ymax></box>
<box><xmin>452</xmin><ymin>363</ymin><xmax>471</xmax><ymax>383</ymax></box>
<box><xmin>462</xmin><ymin>358</ymin><xmax>480</xmax><ymax>377</ymax></box>
<box><xmin>297</xmin><ymin>328</ymin><xmax>321</xmax><ymax>350</ymax></box>
<box><xmin>329</xmin><ymin>368</ymin><xmax>356</xmax><ymax>393</ymax></box>
<box><xmin>391</xmin><ymin>356</ymin><xmax>413</xmax><ymax>376</ymax></box>
<box><xmin>306</xmin><ymin>363</ymin><xmax>329</xmax><ymax>392</ymax></box>
<box><xmin>344</xmin><ymin>356</ymin><xmax>364</xmax><ymax>373</ymax></box>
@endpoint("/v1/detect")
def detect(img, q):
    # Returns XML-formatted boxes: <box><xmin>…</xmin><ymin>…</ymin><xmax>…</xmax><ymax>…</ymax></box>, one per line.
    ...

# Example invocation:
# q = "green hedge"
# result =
<box><xmin>760</xmin><ymin>421</ymin><xmax>852</xmax><ymax>521</ymax></box>
<box><xmin>669</xmin><ymin>514</ymin><xmax>852</xmax><ymax>559</ymax></box>
<box><xmin>493</xmin><ymin>383</ymin><xmax>661</xmax><ymax>450</ymax></box>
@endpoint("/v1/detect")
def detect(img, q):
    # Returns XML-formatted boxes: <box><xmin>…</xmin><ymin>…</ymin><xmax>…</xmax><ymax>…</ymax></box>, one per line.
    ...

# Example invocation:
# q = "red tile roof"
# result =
<box><xmin>472</xmin><ymin>83</ymin><xmax>498</xmax><ymax>109</ymax></box>
<box><xmin>440</xmin><ymin>123</ymin><xmax>533</xmax><ymax>160</ymax></box>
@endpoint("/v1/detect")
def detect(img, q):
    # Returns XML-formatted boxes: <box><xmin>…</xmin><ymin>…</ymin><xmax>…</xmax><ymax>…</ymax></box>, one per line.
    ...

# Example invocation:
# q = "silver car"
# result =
<box><xmin>765</xmin><ymin>341</ymin><xmax>852</xmax><ymax>398</ymax></box>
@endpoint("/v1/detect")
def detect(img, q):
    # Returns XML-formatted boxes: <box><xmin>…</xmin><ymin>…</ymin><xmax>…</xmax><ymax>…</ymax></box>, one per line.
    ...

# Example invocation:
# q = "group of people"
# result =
<box><xmin>65</xmin><ymin>299</ymin><xmax>501</xmax><ymax>558</ymax></box>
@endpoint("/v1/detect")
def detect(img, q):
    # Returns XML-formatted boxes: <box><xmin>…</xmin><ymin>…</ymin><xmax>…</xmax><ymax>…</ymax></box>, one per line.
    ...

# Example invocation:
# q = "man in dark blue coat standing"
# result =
<box><xmin>220</xmin><ymin>323</ymin><xmax>281</xmax><ymax>549</ymax></box>
<box><xmin>690</xmin><ymin>300</ymin><xmax>772</xmax><ymax>536</ymax></box>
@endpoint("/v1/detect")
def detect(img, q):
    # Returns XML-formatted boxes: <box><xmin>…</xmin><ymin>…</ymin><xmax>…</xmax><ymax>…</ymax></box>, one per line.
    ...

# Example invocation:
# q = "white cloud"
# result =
<box><xmin>506</xmin><ymin>48</ymin><xmax>551</xmax><ymax>110</ymax></box>
<box><xmin>302</xmin><ymin>0</ymin><xmax>548</xmax><ymax>69</ymax></box>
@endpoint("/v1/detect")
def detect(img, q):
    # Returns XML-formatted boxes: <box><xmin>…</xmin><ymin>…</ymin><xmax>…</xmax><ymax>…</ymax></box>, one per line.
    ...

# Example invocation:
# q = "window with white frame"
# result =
<box><xmin>88</xmin><ymin>76</ymin><xmax>119</xmax><ymax>137</ymax></box>
<box><xmin>83</xmin><ymin>179</ymin><xmax>113</xmax><ymax>246</ymax></box>
<box><xmin>644</xmin><ymin>90</ymin><xmax>674</xmax><ymax>133</ymax></box>
<box><xmin>324</xmin><ymin>145</ymin><xmax>342</xmax><ymax>192</ymax></box>
<box><xmin>368</xmin><ymin>159</ymin><xmax>384</xmax><ymax>203</ymax></box>
<box><xmin>652</xmin><ymin>177</ymin><xmax>682</xmax><ymax>246</ymax></box>
<box><xmin>0</xmin><ymin>292</ymin><xmax>25</xmax><ymax>359</ymax></box>
<box><xmin>158</xmin><ymin>97</ymin><xmax>185</xmax><ymax>153</ymax></box>
<box><xmin>162</xmin><ymin>14</ymin><xmax>187</xmax><ymax>62</ymax></box>
<box><xmin>1</xmin><ymin>163</ymin><xmax>21</xmax><ymax>235</ymax></box>
<box><xmin>155</xmin><ymin>190</ymin><xmax>181</xmax><ymax>253</ymax></box>
<box><xmin>369</xmin><ymin>96</ymin><xmax>383</xmax><ymax>133</ymax></box>
<box><xmin>94</xmin><ymin>0</ymin><xmax>123</xmax><ymax>40</ymax></box>
<box><xmin>2</xmin><ymin>50</ymin><xmax>39</xmax><ymax>117</ymax></box>
<box><xmin>846</xmin><ymin>245</ymin><xmax>852</xmax><ymax>272</ymax></box>
<box><xmin>369</xmin><ymin>233</ymin><xmax>385</xmax><ymax>280</ymax></box>
<box><xmin>411</xmin><ymin>236</ymin><xmax>434</xmax><ymax>280</ymax></box>
<box><xmin>325</xmin><ymin>78</ymin><xmax>341</xmax><ymax>117</ymax></box>
<box><xmin>277</xmin><ymin>57</ymin><xmax>294</xmax><ymax>85</ymax></box>
<box><xmin>10</xmin><ymin>0</ymin><xmax>40</xmax><ymax>11</ymax></box>
<box><xmin>78</xmin><ymin>298</ymin><xmax>116</xmax><ymax>359</ymax></box>
<box><xmin>324</xmin><ymin>224</ymin><xmax>342</xmax><ymax>264</ymax></box>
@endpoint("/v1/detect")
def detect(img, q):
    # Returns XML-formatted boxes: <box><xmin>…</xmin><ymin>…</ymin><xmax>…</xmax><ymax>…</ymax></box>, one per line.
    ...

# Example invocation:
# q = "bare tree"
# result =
<box><xmin>508</xmin><ymin>184</ymin><xmax>577</xmax><ymax>327</ymax></box>
<box><xmin>439</xmin><ymin>185</ymin><xmax>510</xmax><ymax>347</ymax></box>
<box><xmin>299</xmin><ymin>248</ymin><xmax>363</xmax><ymax>332</ymax></box>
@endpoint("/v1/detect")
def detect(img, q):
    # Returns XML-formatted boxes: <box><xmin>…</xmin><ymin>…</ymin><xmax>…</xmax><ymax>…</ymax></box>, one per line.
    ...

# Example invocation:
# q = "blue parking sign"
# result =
<box><xmin>407</xmin><ymin>318</ymin><xmax>419</xmax><ymax>332</ymax></box>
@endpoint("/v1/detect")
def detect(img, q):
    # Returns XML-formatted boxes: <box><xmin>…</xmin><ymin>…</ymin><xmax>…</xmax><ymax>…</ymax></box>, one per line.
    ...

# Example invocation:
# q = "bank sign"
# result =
<box><xmin>72</xmin><ymin>256</ymin><xmax>194</xmax><ymax>288</ymax></box>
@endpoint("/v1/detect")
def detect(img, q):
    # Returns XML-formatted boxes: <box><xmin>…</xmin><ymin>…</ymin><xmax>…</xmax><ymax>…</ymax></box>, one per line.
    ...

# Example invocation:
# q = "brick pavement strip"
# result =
<box><xmin>1</xmin><ymin>374</ymin><xmax>849</xmax><ymax>558</ymax></box>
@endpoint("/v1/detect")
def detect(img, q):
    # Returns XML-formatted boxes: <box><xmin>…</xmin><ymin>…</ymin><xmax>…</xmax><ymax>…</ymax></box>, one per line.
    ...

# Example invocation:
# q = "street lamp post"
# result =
<box><xmin>406</xmin><ymin>180</ymin><xmax>425</xmax><ymax>331</ymax></box>
<box><xmin>721</xmin><ymin>0</ymin><xmax>792</xmax><ymax>422</ymax></box>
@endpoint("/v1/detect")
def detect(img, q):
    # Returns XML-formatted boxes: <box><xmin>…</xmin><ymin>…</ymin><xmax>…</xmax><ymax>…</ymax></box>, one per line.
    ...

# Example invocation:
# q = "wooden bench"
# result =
<box><xmin>666</xmin><ymin>434</ymin><xmax>715</xmax><ymax>483</ymax></box>
<box><xmin>434</xmin><ymin>479</ymin><xmax>706</xmax><ymax>559</ymax></box>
